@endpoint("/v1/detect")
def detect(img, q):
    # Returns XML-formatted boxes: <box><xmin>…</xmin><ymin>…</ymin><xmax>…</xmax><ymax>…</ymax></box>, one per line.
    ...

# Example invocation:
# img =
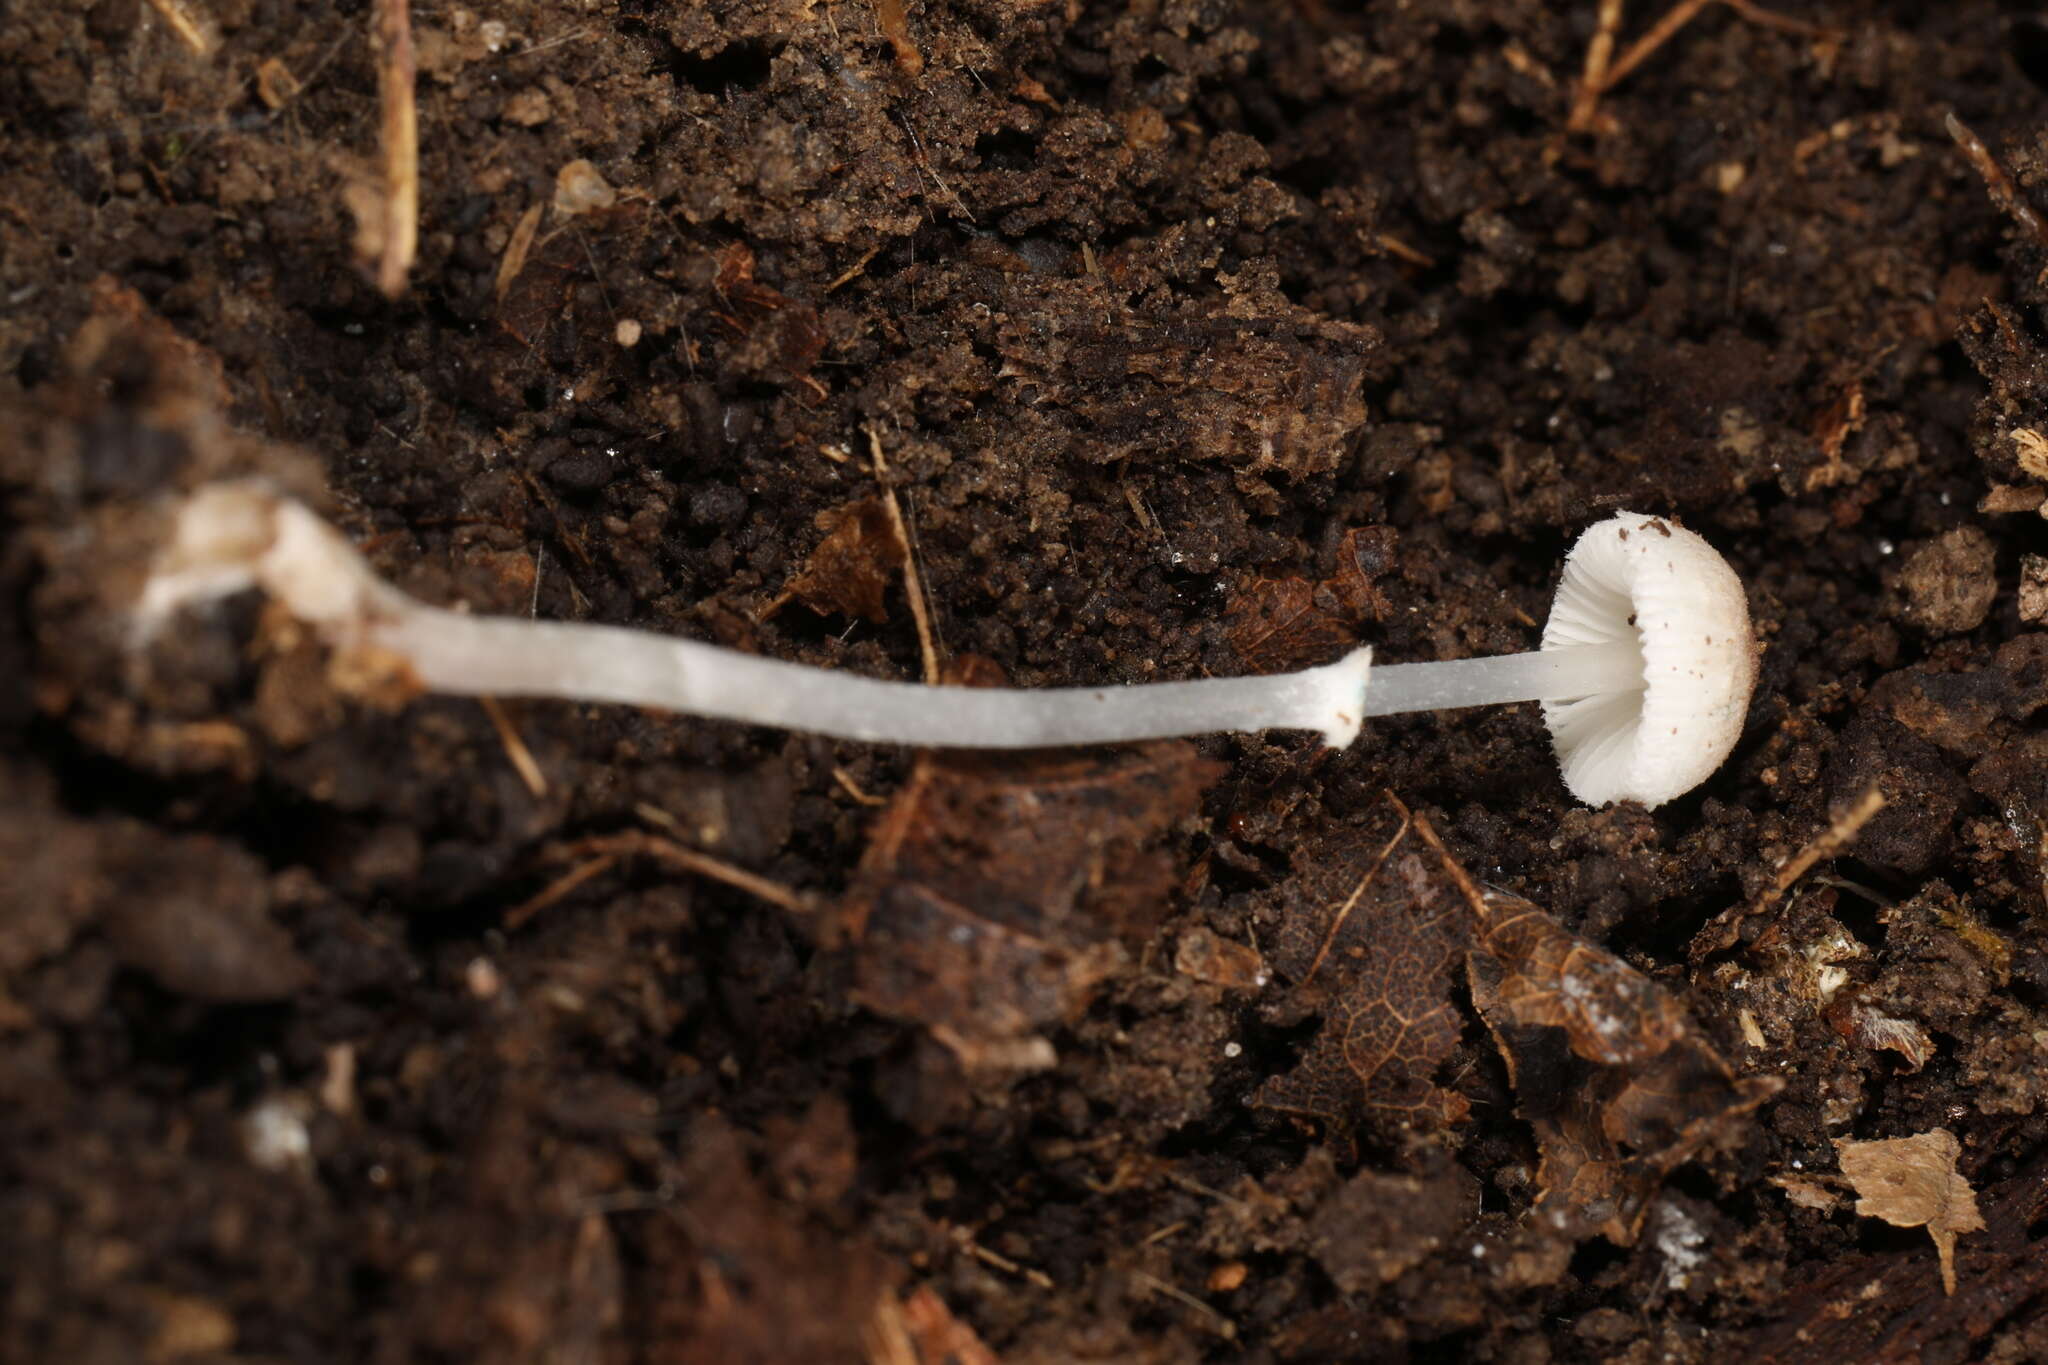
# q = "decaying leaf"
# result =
<box><xmin>1834</xmin><ymin>1128</ymin><xmax>1985</xmax><ymax>1295</ymax></box>
<box><xmin>495</xmin><ymin>200</ymin><xmax>646</xmax><ymax>346</ymax></box>
<box><xmin>1250</xmin><ymin>796</ymin><xmax>1470</xmax><ymax>1151</ymax></box>
<box><xmin>1226</xmin><ymin>527</ymin><xmax>1397</xmax><ymax>674</ymax></box>
<box><xmin>988</xmin><ymin>267</ymin><xmax>1376</xmax><ymax>476</ymax></box>
<box><xmin>711</xmin><ymin>242</ymin><xmax>828</xmax><ymax>383</ymax></box>
<box><xmin>647</xmin><ymin>1117</ymin><xmax>897</xmax><ymax>1361</ymax></box>
<box><xmin>1745</xmin><ymin>1151</ymin><xmax>2048</xmax><ymax>1360</ymax></box>
<box><xmin>842</xmin><ymin>744</ymin><xmax>1221</xmax><ymax>1070</ymax></box>
<box><xmin>1412</xmin><ymin>815</ymin><xmax>1781</xmax><ymax>1245</ymax></box>
<box><xmin>783</xmin><ymin>499</ymin><xmax>905</xmax><ymax>624</ymax></box>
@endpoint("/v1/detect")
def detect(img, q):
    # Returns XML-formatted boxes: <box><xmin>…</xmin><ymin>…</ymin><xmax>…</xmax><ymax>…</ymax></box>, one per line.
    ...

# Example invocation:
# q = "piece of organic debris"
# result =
<box><xmin>2020</xmin><ymin>554</ymin><xmax>2048</xmax><ymax>622</ymax></box>
<box><xmin>141</xmin><ymin>489</ymin><xmax>1758</xmax><ymax>803</ymax></box>
<box><xmin>1834</xmin><ymin>1128</ymin><xmax>1984</xmax><ymax>1296</ymax></box>
<box><xmin>1226</xmin><ymin>526</ymin><xmax>1396</xmax><ymax>674</ymax></box>
<box><xmin>841</xmin><ymin>743</ymin><xmax>1218</xmax><ymax>1071</ymax></box>
<box><xmin>1691</xmin><ymin>785</ymin><xmax>1885</xmax><ymax>961</ymax></box>
<box><xmin>1567</xmin><ymin>0</ymin><xmax>1843</xmax><ymax>136</ymax></box>
<box><xmin>552</xmin><ymin>159</ymin><xmax>617</xmax><ymax>216</ymax></box>
<box><xmin>1253</xmin><ymin>801</ymin><xmax>1775</xmax><ymax>1237</ymax></box>
<box><xmin>1251</xmin><ymin>796</ymin><xmax>1469</xmax><ymax>1152</ymax></box>
<box><xmin>1945</xmin><ymin>112</ymin><xmax>2048</xmax><ymax>255</ymax></box>
<box><xmin>144</xmin><ymin>0</ymin><xmax>217</xmax><ymax>55</ymax></box>
<box><xmin>370</xmin><ymin>0</ymin><xmax>417</xmax><ymax>299</ymax></box>
<box><xmin>767</xmin><ymin>498</ymin><xmax>905</xmax><ymax>626</ymax></box>
<box><xmin>1414</xmin><ymin>815</ymin><xmax>1780</xmax><ymax>1244</ymax></box>
<box><xmin>1893</xmin><ymin>525</ymin><xmax>1997</xmax><ymax>636</ymax></box>
<box><xmin>1746</xmin><ymin>1151</ymin><xmax>2048</xmax><ymax>1360</ymax></box>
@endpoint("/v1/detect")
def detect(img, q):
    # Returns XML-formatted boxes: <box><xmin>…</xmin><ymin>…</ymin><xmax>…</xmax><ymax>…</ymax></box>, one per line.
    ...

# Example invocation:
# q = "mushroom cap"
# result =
<box><xmin>1541</xmin><ymin>512</ymin><xmax>1755</xmax><ymax>808</ymax></box>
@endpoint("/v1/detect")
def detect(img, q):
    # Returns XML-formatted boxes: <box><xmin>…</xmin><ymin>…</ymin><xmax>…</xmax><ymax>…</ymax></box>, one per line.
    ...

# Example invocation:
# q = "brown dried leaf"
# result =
<box><xmin>1324</xmin><ymin>526</ymin><xmax>1399</xmax><ymax>623</ymax></box>
<box><xmin>494</xmin><ymin>204</ymin><xmax>646</xmax><ymax>346</ymax></box>
<box><xmin>1250</xmin><ymin>797</ymin><xmax>1470</xmax><ymax>1150</ymax></box>
<box><xmin>648</xmin><ymin>1118</ymin><xmax>897</xmax><ymax>1362</ymax></box>
<box><xmin>712</xmin><ymin>242</ymin><xmax>827</xmax><ymax>383</ymax></box>
<box><xmin>843</xmin><ymin>745</ymin><xmax>1221</xmax><ymax>1069</ymax></box>
<box><xmin>1835</xmin><ymin>1128</ymin><xmax>1985</xmax><ymax>1295</ymax></box>
<box><xmin>1745</xmin><ymin>1151</ymin><xmax>2048</xmax><ymax>1360</ymax></box>
<box><xmin>785</xmin><ymin>499</ymin><xmax>904</xmax><ymax>624</ymax></box>
<box><xmin>1224</xmin><ymin>527</ymin><xmax>1396</xmax><ymax>674</ymax></box>
<box><xmin>989</xmin><ymin>269</ymin><xmax>1377</xmax><ymax>475</ymax></box>
<box><xmin>1224</xmin><ymin>576</ymin><xmax>1356</xmax><ymax>675</ymax></box>
<box><xmin>1413</xmin><ymin>816</ymin><xmax>1780</xmax><ymax>1245</ymax></box>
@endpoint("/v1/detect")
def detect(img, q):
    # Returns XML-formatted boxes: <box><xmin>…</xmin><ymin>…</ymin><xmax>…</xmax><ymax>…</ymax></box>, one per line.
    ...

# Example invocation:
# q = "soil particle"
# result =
<box><xmin>1892</xmin><ymin>524</ymin><xmax>1999</xmax><ymax>635</ymax></box>
<box><xmin>16</xmin><ymin>0</ymin><xmax>2048</xmax><ymax>1359</ymax></box>
<box><xmin>1308</xmin><ymin>1163</ymin><xmax>1480</xmax><ymax>1293</ymax></box>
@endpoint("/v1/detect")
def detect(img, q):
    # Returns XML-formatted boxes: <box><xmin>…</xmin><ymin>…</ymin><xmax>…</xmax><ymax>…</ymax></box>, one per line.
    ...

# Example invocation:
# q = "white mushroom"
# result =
<box><xmin>135</xmin><ymin>488</ymin><xmax>1754</xmax><ymax>806</ymax></box>
<box><xmin>1357</xmin><ymin>510</ymin><xmax>1754</xmax><ymax>807</ymax></box>
<box><xmin>1538</xmin><ymin>512</ymin><xmax>1756</xmax><ymax>807</ymax></box>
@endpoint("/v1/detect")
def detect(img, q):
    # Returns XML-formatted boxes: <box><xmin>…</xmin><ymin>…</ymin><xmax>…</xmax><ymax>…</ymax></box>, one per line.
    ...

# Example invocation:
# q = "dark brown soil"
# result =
<box><xmin>9</xmin><ymin>2</ymin><xmax>2048</xmax><ymax>1361</ymax></box>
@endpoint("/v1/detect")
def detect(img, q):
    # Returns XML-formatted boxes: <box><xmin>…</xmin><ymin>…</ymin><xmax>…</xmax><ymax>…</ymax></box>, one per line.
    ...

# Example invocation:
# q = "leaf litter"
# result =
<box><xmin>1834</xmin><ymin>1127</ymin><xmax>1985</xmax><ymax>1296</ymax></box>
<box><xmin>1256</xmin><ymin>793</ymin><xmax>1779</xmax><ymax>1244</ymax></box>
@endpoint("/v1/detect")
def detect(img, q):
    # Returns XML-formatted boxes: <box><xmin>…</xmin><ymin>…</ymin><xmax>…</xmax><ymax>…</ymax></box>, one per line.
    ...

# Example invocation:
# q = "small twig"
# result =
<box><xmin>522</xmin><ymin>26</ymin><xmax>592</xmax><ymax>58</ymax></box>
<box><xmin>1689</xmin><ymin>785</ymin><xmax>1885</xmax><ymax>960</ymax></box>
<box><xmin>833</xmin><ymin>766</ymin><xmax>888</xmax><ymax>807</ymax></box>
<box><xmin>826</xmin><ymin>245</ymin><xmax>881</xmax><ymax>294</ymax></box>
<box><xmin>867</xmin><ymin>426</ymin><xmax>940</xmax><ymax>685</ymax></box>
<box><xmin>144</xmin><ymin>0</ymin><xmax>216</xmax><ymax>55</ymax></box>
<box><xmin>1373</xmin><ymin>232</ymin><xmax>1436</xmax><ymax>268</ymax></box>
<box><xmin>1945</xmin><ymin>111</ymin><xmax>2048</xmax><ymax>254</ymax></box>
<box><xmin>1131</xmin><ymin>1271</ymin><xmax>1237</xmax><ymax>1340</ymax></box>
<box><xmin>1163</xmin><ymin>1171</ymin><xmax>1247</xmax><ymax>1208</ymax></box>
<box><xmin>506</xmin><ymin>852</ymin><xmax>619</xmax><ymax>929</ymax></box>
<box><xmin>1569</xmin><ymin>0</ymin><xmax>1843</xmax><ymax>137</ymax></box>
<box><xmin>495</xmin><ymin>201</ymin><xmax>544</xmax><ymax>303</ymax></box>
<box><xmin>1767</xmin><ymin>785</ymin><xmax>1886</xmax><ymax>895</ymax></box>
<box><xmin>1566</xmin><ymin>0</ymin><xmax>1626</xmax><ymax>133</ymax></box>
<box><xmin>951</xmin><ymin>1227</ymin><xmax>1054</xmax><ymax>1290</ymax></box>
<box><xmin>478</xmin><ymin>695</ymin><xmax>547</xmax><ymax>797</ymax></box>
<box><xmin>558</xmin><ymin>828</ymin><xmax>817</xmax><ymax>917</ymax></box>
<box><xmin>372</xmin><ymin>0</ymin><xmax>418</xmax><ymax>298</ymax></box>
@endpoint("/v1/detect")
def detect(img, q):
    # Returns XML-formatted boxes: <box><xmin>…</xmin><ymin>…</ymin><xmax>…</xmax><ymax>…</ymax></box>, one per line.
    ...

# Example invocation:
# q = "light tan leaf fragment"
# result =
<box><xmin>1773</xmin><ymin>1175</ymin><xmax>1841</xmax><ymax>1213</ymax></box>
<box><xmin>1834</xmin><ymin>1128</ymin><xmax>1985</xmax><ymax>1295</ymax></box>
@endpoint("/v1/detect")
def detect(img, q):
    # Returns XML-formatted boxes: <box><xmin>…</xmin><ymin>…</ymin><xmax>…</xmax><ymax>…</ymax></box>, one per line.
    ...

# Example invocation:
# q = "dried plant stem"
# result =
<box><xmin>868</xmin><ymin>426</ymin><xmax>940</xmax><ymax>684</ymax></box>
<box><xmin>372</xmin><ymin>0</ymin><xmax>418</xmax><ymax>298</ymax></box>
<box><xmin>1945</xmin><ymin>111</ymin><xmax>2048</xmax><ymax>253</ymax></box>
<box><xmin>1569</xmin><ymin>0</ymin><xmax>1843</xmax><ymax>136</ymax></box>
<box><xmin>145</xmin><ymin>0</ymin><xmax>216</xmax><ymax>55</ymax></box>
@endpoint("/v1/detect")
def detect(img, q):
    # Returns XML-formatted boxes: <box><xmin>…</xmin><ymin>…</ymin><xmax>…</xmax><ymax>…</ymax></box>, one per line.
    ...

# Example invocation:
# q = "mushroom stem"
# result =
<box><xmin>374</xmin><ymin>607</ymin><xmax>1377</xmax><ymax>748</ymax></box>
<box><xmin>137</xmin><ymin>483</ymin><xmax>1379</xmax><ymax>748</ymax></box>
<box><xmin>1361</xmin><ymin>640</ymin><xmax>1645</xmax><ymax>717</ymax></box>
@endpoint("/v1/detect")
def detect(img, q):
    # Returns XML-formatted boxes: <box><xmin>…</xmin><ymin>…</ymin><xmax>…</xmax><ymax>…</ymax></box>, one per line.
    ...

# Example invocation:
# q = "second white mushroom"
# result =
<box><xmin>138</xmin><ymin>489</ymin><xmax>1755</xmax><ymax>807</ymax></box>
